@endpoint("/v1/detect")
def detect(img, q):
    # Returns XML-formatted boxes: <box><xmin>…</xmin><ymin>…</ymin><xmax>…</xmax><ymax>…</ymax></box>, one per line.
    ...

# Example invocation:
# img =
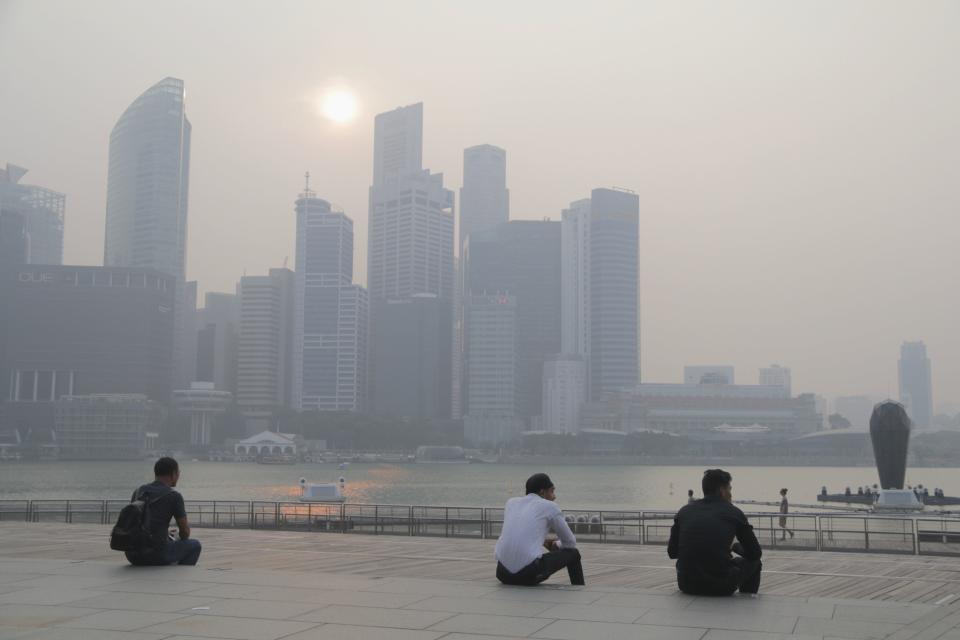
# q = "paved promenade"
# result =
<box><xmin>2</xmin><ymin>522</ymin><xmax>960</xmax><ymax>639</ymax></box>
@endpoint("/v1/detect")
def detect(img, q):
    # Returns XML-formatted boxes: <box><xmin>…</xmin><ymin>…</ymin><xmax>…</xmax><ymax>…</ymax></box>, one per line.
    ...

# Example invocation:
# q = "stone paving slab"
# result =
<box><xmin>1</xmin><ymin>523</ymin><xmax>960</xmax><ymax>639</ymax></box>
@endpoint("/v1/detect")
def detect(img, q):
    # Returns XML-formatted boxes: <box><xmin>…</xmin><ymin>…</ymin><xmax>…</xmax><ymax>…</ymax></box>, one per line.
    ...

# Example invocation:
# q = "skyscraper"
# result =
<box><xmin>589</xmin><ymin>188</ymin><xmax>640</xmax><ymax>399</ymax></box>
<box><xmin>195</xmin><ymin>292</ymin><xmax>239</xmax><ymax>395</ymax></box>
<box><xmin>463</xmin><ymin>220</ymin><xmax>561</xmax><ymax>422</ymax></box>
<box><xmin>459</xmin><ymin>145</ymin><xmax>508</xmax><ymax>251</ymax></box>
<box><xmin>0</xmin><ymin>163</ymin><xmax>65</xmax><ymax>265</ymax></box>
<box><xmin>293</xmin><ymin>185</ymin><xmax>368</xmax><ymax>412</ymax></box>
<box><xmin>899</xmin><ymin>341</ymin><xmax>933</xmax><ymax>428</ymax></box>
<box><xmin>542</xmin><ymin>354</ymin><xmax>587</xmax><ymax>434</ymax></box>
<box><xmin>104</xmin><ymin>77</ymin><xmax>192</xmax><ymax>392</ymax></box>
<box><xmin>463</xmin><ymin>293</ymin><xmax>523</xmax><ymax>446</ymax></box>
<box><xmin>104</xmin><ymin>77</ymin><xmax>190</xmax><ymax>279</ymax></box>
<box><xmin>560</xmin><ymin>188</ymin><xmax>639</xmax><ymax>400</ymax></box>
<box><xmin>236</xmin><ymin>268</ymin><xmax>294</xmax><ymax>433</ymax></box>
<box><xmin>367</xmin><ymin>103</ymin><xmax>455</xmax><ymax>419</ymax></box>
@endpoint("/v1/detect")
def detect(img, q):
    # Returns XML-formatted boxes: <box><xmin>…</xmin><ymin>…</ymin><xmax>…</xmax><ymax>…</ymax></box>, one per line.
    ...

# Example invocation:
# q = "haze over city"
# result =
<box><xmin>1</xmin><ymin>0</ymin><xmax>958</xmax><ymax>407</ymax></box>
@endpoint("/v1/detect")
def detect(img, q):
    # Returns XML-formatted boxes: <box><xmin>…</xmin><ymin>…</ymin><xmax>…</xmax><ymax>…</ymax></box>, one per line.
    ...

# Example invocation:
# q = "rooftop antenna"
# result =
<box><xmin>303</xmin><ymin>171</ymin><xmax>315</xmax><ymax>198</ymax></box>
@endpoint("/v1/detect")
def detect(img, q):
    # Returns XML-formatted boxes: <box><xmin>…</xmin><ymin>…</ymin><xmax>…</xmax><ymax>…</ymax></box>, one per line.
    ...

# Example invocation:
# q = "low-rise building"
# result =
<box><xmin>53</xmin><ymin>394</ymin><xmax>159</xmax><ymax>460</ymax></box>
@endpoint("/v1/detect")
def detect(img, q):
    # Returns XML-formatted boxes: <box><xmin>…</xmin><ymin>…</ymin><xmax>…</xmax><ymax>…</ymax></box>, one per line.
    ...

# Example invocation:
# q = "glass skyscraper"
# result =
<box><xmin>293</xmin><ymin>190</ymin><xmax>367</xmax><ymax>412</ymax></box>
<box><xmin>104</xmin><ymin>77</ymin><xmax>191</xmax><ymax>280</ymax></box>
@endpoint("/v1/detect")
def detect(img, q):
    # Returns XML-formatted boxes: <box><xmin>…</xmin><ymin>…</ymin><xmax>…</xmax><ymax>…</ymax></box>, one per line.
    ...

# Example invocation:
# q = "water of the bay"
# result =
<box><xmin>2</xmin><ymin>461</ymin><xmax>958</xmax><ymax>511</ymax></box>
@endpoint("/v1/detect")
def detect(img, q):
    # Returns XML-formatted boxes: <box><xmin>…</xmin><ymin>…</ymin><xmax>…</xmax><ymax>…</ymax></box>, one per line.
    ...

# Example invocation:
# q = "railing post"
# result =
<box><xmin>640</xmin><ymin>512</ymin><xmax>645</xmax><ymax>545</ymax></box>
<box><xmin>864</xmin><ymin>517</ymin><xmax>870</xmax><ymax>551</ymax></box>
<box><xmin>911</xmin><ymin>518</ymin><xmax>918</xmax><ymax>555</ymax></box>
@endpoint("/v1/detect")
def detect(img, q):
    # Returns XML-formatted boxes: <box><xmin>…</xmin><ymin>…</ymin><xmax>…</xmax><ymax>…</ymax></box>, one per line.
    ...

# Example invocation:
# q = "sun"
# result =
<box><xmin>319</xmin><ymin>89</ymin><xmax>358</xmax><ymax>125</ymax></box>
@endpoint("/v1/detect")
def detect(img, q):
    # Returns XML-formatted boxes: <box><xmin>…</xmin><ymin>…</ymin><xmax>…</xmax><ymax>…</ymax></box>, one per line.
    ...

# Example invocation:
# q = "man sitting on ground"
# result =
<box><xmin>495</xmin><ymin>473</ymin><xmax>585</xmax><ymax>586</ymax></box>
<box><xmin>125</xmin><ymin>457</ymin><xmax>202</xmax><ymax>566</ymax></box>
<box><xmin>668</xmin><ymin>469</ymin><xmax>761</xmax><ymax>596</ymax></box>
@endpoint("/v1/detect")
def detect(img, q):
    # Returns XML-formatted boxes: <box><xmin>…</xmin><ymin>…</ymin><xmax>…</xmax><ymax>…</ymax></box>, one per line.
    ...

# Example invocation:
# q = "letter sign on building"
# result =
<box><xmin>18</xmin><ymin>272</ymin><xmax>53</xmax><ymax>283</ymax></box>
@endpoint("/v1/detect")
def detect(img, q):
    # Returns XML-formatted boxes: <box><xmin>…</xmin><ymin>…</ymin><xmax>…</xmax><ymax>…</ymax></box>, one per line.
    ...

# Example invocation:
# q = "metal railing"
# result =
<box><xmin>3</xmin><ymin>499</ymin><xmax>959</xmax><ymax>557</ymax></box>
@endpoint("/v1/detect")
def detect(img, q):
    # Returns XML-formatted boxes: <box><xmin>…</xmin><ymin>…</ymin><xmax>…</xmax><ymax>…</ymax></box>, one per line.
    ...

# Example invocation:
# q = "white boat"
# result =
<box><xmin>298</xmin><ymin>477</ymin><xmax>346</xmax><ymax>503</ymax></box>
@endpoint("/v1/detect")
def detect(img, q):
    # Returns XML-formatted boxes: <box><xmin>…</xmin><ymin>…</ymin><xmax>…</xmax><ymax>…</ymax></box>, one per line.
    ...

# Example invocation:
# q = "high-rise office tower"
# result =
<box><xmin>0</xmin><ymin>163</ymin><xmax>65</xmax><ymax>265</ymax></box>
<box><xmin>104</xmin><ymin>77</ymin><xmax>192</xmax><ymax>392</ymax></box>
<box><xmin>463</xmin><ymin>220</ymin><xmax>561</xmax><ymax>422</ymax></box>
<box><xmin>236</xmin><ymin>268</ymin><xmax>295</xmax><ymax>433</ymax></box>
<box><xmin>463</xmin><ymin>293</ymin><xmax>523</xmax><ymax>446</ymax></box>
<box><xmin>104</xmin><ymin>77</ymin><xmax>190</xmax><ymax>278</ymax></box>
<box><xmin>294</xmin><ymin>185</ymin><xmax>368</xmax><ymax>412</ymax></box>
<box><xmin>542</xmin><ymin>354</ymin><xmax>587</xmax><ymax>434</ymax></box>
<box><xmin>459</xmin><ymin>145</ymin><xmax>508</xmax><ymax>251</ymax></box>
<box><xmin>367</xmin><ymin>103</ymin><xmax>455</xmax><ymax>419</ymax></box>
<box><xmin>560</xmin><ymin>188</ymin><xmax>639</xmax><ymax>400</ymax></box>
<box><xmin>899</xmin><ymin>341</ymin><xmax>933</xmax><ymax>428</ymax></box>
<box><xmin>195</xmin><ymin>292</ymin><xmax>239</xmax><ymax>395</ymax></box>
<box><xmin>759</xmin><ymin>364</ymin><xmax>792</xmax><ymax>396</ymax></box>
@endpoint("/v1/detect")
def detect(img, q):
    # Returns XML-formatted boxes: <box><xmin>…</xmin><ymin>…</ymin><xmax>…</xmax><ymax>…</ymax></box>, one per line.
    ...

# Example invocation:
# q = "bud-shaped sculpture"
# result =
<box><xmin>869</xmin><ymin>401</ymin><xmax>911</xmax><ymax>490</ymax></box>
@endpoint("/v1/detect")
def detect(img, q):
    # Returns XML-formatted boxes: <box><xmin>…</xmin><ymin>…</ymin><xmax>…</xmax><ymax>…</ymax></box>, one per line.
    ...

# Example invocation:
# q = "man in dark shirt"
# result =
<box><xmin>667</xmin><ymin>469</ymin><xmax>762</xmax><ymax>596</ymax></box>
<box><xmin>125</xmin><ymin>457</ymin><xmax>202</xmax><ymax>566</ymax></box>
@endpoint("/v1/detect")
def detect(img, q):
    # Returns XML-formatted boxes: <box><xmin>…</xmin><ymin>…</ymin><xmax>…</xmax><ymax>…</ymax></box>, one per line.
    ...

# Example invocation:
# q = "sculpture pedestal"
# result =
<box><xmin>874</xmin><ymin>489</ymin><xmax>923</xmax><ymax>512</ymax></box>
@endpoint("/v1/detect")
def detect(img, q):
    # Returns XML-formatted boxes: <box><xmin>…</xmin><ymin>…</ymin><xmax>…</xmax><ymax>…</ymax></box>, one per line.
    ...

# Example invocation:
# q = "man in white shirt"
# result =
<box><xmin>494</xmin><ymin>473</ymin><xmax>585</xmax><ymax>586</ymax></box>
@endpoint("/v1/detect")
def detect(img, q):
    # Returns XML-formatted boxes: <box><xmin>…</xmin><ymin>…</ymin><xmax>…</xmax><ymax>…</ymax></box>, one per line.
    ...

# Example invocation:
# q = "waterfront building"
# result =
<box><xmin>560</xmin><ymin>188</ymin><xmax>639</xmax><ymax>400</ymax></box>
<box><xmin>234</xmin><ymin>430</ymin><xmax>299</xmax><ymax>456</ymax></box>
<box><xmin>53</xmin><ymin>394</ymin><xmax>160</xmax><ymax>460</ymax></box>
<box><xmin>173</xmin><ymin>381</ymin><xmax>233</xmax><ymax>447</ymax></box>
<box><xmin>3</xmin><ymin>265</ymin><xmax>175</xmax><ymax>405</ymax></box>
<box><xmin>684</xmin><ymin>365</ymin><xmax>736</xmax><ymax>385</ymax></box>
<box><xmin>463</xmin><ymin>293</ymin><xmax>520</xmax><ymax>446</ymax></box>
<box><xmin>293</xmin><ymin>187</ymin><xmax>367</xmax><ymax>412</ymax></box>
<box><xmin>580</xmin><ymin>383</ymin><xmax>820</xmax><ymax>440</ymax></box>
<box><xmin>899</xmin><ymin>341</ymin><xmax>933</xmax><ymax>429</ymax></box>
<box><xmin>367</xmin><ymin>103</ymin><xmax>454</xmax><ymax>418</ymax></box>
<box><xmin>759</xmin><ymin>364</ymin><xmax>792</xmax><ymax>396</ymax></box>
<box><xmin>459</xmin><ymin>144</ymin><xmax>508</xmax><ymax>251</ymax></box>
<box><xmin>463</xmin><ymin>220</ymin><xmax>561</xmax><ymax>422</ymax></box>
<box><xmin>236</xmin><ymin>268</ymin><xmax>294</xmax><ymax>433</ymax></box>
<box><xmin>195</xmin><ymin>292</ymin><xmax>239</xmax><ymax>395</ymax></box>
<box><xmin>0</xmin><ymin>163</ymin><xmax>65</xmax><ymax>265</ymax></box>
<box><xmin>542</xmin><ymin>354</ymin><xmax>587</xmax><ymax>434</ymax></box>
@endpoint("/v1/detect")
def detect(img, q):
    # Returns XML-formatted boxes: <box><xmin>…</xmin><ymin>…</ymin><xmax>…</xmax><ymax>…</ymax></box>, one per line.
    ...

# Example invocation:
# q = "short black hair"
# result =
<box><xmin>525</xmin><ymin>473</ymin><xmax>554</xmax><ymax>495</ymax></box>
<box><xmin>702</xmin><ymin>469</ymin><xmax>732</xmax><ymax>496</ymax></box>
<box><xmin>154</xmin><ymin>457</ymin><xmax>179</xmax><ymax>477</ymax></box>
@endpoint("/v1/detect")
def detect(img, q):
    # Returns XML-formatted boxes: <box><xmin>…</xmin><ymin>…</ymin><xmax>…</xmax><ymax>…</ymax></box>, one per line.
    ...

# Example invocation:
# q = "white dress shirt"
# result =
<box><xmin>494</xmin><ymin>493</ymin><xmax>578</xmax><ymax>573</ymax></box>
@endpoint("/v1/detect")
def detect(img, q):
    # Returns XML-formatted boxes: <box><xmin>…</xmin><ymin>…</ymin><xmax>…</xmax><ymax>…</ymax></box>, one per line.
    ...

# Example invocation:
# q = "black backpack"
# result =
<box><xmin>109</xmin><ymin>490</ymin><xmax>166</xmax><ymax>552</ymax></box>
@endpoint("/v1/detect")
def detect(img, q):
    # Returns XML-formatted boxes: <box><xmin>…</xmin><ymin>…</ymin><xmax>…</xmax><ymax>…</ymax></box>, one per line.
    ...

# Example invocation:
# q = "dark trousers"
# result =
<box><xmin>126</xmin><ymin>538</ymin><xmax>202</xmax><ymax>566</ymax></box>
<box><xmin>496</xmin><ymin>547</ymin><xmax>585</xmax><ymax>586</ymax></box>
<box><xmin>677</xmin><ymin>557</ymin><xmax>762</xmax><ymax>596</ymax></box>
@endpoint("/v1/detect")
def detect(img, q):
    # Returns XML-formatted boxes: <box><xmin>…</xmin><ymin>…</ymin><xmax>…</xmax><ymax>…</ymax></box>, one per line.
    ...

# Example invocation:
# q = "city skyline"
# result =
<box><xmin>2</xmin><ymin>1</ymin><xmax>958</xmax><ymax>405</ymax></box>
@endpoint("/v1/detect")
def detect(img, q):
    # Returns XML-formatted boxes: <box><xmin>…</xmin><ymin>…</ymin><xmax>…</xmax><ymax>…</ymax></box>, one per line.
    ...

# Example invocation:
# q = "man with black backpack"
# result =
<box><xmin>115</xmin><ymin>457</ymin><xmax>202</xmax><ymax>566</ymax></box>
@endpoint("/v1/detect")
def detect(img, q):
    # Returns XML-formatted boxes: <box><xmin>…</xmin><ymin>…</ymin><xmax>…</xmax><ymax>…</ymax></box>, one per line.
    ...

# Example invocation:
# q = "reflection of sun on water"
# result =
<box><xmin>342</xmin><ymin>465</ymin><xmax>412</xmax><ymax>503</ymax></box>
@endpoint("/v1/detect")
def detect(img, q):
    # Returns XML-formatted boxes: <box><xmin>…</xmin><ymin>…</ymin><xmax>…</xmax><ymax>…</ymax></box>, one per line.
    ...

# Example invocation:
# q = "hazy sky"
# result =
<box><xmin>1</xmin><ymin>0</ymin><xmax>958</xmax><ymax>408</ymax></box>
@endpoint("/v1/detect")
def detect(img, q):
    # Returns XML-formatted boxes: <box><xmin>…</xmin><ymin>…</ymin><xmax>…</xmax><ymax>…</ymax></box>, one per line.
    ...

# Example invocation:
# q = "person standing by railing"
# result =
<box><xmin>494</xmin><ymin>473</ymin><xmax>585</xmax><ymax>586</ymax></box>
<box><xmin>779</xmin><ymin>488</ymin><xmax>795</xmax><ymax>540</ymax></box>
